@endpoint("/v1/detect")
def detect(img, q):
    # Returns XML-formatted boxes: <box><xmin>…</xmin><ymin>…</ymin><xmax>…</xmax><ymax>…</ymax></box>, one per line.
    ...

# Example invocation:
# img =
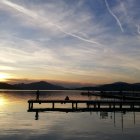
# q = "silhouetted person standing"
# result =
<box><xmin>36</xmin><ymin>90</ymin><xmax>40</xmax><ymax>100</ymax></box>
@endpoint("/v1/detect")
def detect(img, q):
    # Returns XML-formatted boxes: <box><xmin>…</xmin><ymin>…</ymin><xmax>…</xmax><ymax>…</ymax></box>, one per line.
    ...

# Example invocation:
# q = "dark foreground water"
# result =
<box><xmin>0</xmin><ymin>90</ymin><xmax>140</xmax><ymax>140</ymax></box>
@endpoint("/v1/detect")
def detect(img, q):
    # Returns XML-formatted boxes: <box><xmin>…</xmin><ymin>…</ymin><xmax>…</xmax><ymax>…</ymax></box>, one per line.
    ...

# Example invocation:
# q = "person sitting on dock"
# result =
<box><xmin>65</xmin><ymin>96</ymin><xmax>69</xmax><ymax>100</ymax></box>
<box><xmin>36</xmin><ymin>90</ymin><xmax>40</xmax><ymax>100</ymax></box>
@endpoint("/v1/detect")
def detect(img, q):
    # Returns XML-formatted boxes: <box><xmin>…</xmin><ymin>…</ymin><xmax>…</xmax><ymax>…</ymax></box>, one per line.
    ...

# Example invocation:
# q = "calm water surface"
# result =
<box><xmin>0</xmin><ymin>90</ymin><xmax>140</xmax><ymax>140</ymax></box>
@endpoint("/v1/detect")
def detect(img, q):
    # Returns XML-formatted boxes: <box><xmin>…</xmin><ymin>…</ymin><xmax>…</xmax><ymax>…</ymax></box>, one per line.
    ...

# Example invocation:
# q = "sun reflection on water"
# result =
<box><xmin>0</xmin><ymin>96</ymin><xmax>7</xmax><ymax>106</ymax></box>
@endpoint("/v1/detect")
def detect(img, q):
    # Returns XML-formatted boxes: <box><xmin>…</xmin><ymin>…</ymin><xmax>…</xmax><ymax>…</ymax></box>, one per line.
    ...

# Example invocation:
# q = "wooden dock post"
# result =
<box><xmin>31</xmin><ymin>102</ymin><xmax>33</xmax><ymax>109</ymax></box>
<box><xmin>113</xmin><ymin>102</ymin><xmax>115</xmax><ymax>108</ymax></box>
<box><xmin>28</xmin><ymin>102</ymin><xmax>30</xmax><ymax>110</ymax></box>
<box><xmin>76</xmin><ymin>103</ymin><xmax>78</xmax><ymax>109</ymax></box>
<box><xmin>133</xmin><ymin>103</ymin><xmax>135</xmax><ymax>109</ymax></box>
<box><xmin>52</xmin><ymin>102</ymin><xmax>55</xmax><ymax>109</ymax></box>
<box><xmin>94</xmin><ymin>103</ymin><xmax>96</xmax><ymax>108</ymax></box>
<box><xmin>98</xmin><ymin>103</ymin><xmax>100</xmax><ymax>109</ymax></box>
<box><xmin>109</xmin><ymin>104</ymin><xmax>111</xmax><ymax>108</ymax></box>
<box><xmin>87</xmin><ymin>103</ymin><xmax>89</xmax><ymax>108</ymax></box>
<box><xmin>132</xmin><ymin>103</ymin><xmax>134</xmax><ymax>109</ymax></box>
<box><xmin>120</xmin><ymin>103</ymin><xmax>122</xmax><ymax>109</ymax></box>
<box><xmin>72</xmin><ymin>103</ymin><xmax>74</xmax><ymax>109</ymax></box>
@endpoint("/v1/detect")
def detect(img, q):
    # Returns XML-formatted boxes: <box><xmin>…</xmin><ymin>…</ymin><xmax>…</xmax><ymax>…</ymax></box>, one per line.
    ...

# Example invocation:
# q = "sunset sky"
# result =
<box><xmin>0</xmin><ymin>0</ymin><xmax>140</xmax><ymax>85</ymax></box>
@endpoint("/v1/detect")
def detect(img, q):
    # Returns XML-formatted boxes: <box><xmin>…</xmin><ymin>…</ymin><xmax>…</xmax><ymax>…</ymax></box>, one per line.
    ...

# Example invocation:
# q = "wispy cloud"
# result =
<box><xmin>105</xmin><ymin>0</ymin><xmax>124</xmax><ymax>32</ymax></box>
<box><xmin>1</xmin><ymin>0</ymin><xmax>102</xmax><ymax>46</ymax></box>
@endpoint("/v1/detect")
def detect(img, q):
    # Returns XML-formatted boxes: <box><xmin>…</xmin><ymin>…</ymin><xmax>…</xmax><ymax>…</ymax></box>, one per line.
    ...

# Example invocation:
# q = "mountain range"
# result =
<box><xmin>0</xmin><ymin>81</ymin><xmax>140</xmax><ymax>91</ymax></box>
<box><xmin>0</xmin><ymin>81</ymin><xmax>66</xmax><ymax>90</ymax></box>
<box><xmin>76</xmin><ymin>82</ymin><xmax>140</xmax><ymax>91</ymax></box>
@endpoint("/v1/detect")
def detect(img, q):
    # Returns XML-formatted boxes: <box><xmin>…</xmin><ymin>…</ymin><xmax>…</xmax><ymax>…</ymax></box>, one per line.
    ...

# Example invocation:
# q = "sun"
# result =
<box><xmin>0</xmin><ymin>73</ymin><xmax>11</xmax><ymax>82</ymax></box>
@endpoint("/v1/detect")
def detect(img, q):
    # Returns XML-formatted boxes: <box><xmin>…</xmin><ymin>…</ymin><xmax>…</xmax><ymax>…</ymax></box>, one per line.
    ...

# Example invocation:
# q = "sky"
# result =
<box><xmin>0</xmin><ymin>0</ymin><xmax>140</xmax><ymax>85</ymax></box>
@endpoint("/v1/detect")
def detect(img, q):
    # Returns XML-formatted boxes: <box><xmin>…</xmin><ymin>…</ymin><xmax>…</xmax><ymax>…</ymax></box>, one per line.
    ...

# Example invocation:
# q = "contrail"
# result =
<box><xmin>2</xmin><ymin>0</ymin><xmax>38</xmax><ymax>19</ymax></box>
<box><xmin>136</xmin><ymin>25</ymin><xmax>140</xmax><ymax>34</ymax></box>
<box><xmin>2</xmin><ymin>0</ymin><xmax>102</xmax><ymax>47</ymax></box>
<box><xmin>105</xmin><ymin>0</ymin><xmax>124</xmax><ymax>32</ymax></box>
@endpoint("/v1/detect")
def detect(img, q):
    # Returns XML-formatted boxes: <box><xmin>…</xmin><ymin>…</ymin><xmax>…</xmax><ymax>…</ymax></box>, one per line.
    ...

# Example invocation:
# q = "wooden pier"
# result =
<box><xmin>28</xmin><ymin>99</ymin><xmax>140</xmax><ymax>112</ymax></box>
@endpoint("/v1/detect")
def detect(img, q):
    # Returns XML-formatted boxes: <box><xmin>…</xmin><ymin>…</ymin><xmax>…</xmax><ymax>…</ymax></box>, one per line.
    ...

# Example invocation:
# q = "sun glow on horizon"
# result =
<box><xmin>0</xmin><ymin>73</ymin><xmax>11</xmax><ymax>82</ymax></box>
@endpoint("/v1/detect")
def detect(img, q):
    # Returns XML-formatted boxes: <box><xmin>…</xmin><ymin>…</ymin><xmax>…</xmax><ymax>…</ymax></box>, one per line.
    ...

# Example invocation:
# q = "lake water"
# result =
<box><xmin>0</xmin><ymin>90</ymin><xmax>140</xmax><ymax>140</ymax></box>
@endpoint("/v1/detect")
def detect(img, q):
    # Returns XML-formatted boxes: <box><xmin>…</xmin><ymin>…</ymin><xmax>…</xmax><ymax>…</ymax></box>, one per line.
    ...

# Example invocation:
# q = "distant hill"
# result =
<box><xmin>0</xmin><ymin>82</ymin><xmax>17</xmax><ymax>89</ymax></box>
<box><xmin>0</xmin><ymin>81</ymin><xmax>66</xmax><ymax>90</ymax></box>
<box><xmin>76</xmin><ymin>82</ymin><xmax>140</xmax><ymax>91</ymax></box>
<box><xmin>98</xmin><ymin>82</ymin><xmax>131</xmax><ymax>91</ymax></box>
<box><xmin>14</xmin><ymin>81</ymin><xmax>66</xmax><ymax>90</ymax></box>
